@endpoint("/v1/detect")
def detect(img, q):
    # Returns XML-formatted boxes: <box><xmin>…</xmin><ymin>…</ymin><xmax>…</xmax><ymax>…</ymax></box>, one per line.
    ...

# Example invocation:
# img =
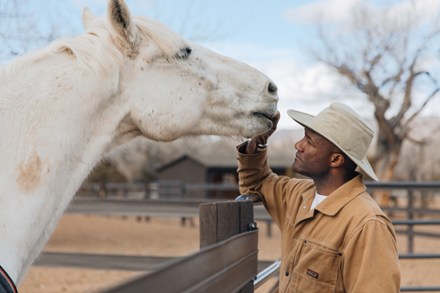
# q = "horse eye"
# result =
<box><xmin>175</xmin><ymin>47</ymin><xmax>192</xmax><ymax>59</ymax></box>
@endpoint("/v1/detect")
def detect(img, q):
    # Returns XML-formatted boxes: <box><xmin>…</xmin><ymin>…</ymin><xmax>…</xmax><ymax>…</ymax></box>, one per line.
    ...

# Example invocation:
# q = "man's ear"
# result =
<box><xmin>330</xmin><ymin>153</ymin><xmax>345</xmax><ymax>168</ymax></box>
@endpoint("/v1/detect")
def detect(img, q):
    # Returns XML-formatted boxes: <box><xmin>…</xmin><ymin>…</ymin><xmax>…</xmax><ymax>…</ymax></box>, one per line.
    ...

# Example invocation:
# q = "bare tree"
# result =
<box><xmin>0</xmin><ymin>0</ymin><xmax>66</xmax><ymax>61</ymax></box>
<box><xmin>312</xmin><ymin>1</ymin><xmax>440</xmax><ymax>189</ymax></box>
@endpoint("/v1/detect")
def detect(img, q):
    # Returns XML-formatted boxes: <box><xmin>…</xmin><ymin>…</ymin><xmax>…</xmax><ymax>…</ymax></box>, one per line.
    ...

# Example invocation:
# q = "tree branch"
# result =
<box><xmin>405</xmin><ymin>86</ymin><xmax>440</xmax><ymax>127</ymax></box>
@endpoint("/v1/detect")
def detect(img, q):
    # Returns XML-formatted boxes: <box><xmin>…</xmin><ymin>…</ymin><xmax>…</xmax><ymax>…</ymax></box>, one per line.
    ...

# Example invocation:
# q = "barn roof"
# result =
<box><xmin>157</xmin><ymin>150</ymin><xmax>293</xmax><ymax>172</ymax></box>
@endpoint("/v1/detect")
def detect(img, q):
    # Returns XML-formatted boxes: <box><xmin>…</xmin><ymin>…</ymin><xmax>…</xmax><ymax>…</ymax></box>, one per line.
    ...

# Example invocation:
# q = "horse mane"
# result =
<box><xmin>133</xmin><ymin>16</ymin><xmax>188</xmax><ymax>58</ymax></box>
<box><xmin>0</xmin><ymin>15</ymin><xmax>187</xmax><ymax>82</ymax></box>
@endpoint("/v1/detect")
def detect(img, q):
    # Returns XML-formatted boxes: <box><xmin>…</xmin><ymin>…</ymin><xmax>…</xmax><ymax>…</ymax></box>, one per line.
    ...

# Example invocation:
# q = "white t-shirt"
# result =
<box><xmin>310</xmin><ymin>193</ymin><xmax>327</xmax><ymax>210</ymax></box>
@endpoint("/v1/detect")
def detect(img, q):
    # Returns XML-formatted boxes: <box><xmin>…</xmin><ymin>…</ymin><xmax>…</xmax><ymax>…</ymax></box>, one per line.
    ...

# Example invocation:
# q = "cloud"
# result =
<box><xmin>284</xmin><ymin>0</ymin><xmax>363</xmax><ymax>25</ymax></box>
<box><xmin>388</xmin><ymin>0</ymin><xmax>440</xmax><ymax>22</ymax></box>
<box><xmin>284</xmin><ymin>0</ymin><xmax>440</xmax><ymax>26</ymax></box>
<box><xmin>201</xmin><ymin>40</ymin><xmax>378</xmax><ymax>129</ymax></box>
<box><xmin>233</xmin><ymin>48</ymin><xmax>362</xmax><ymax>128</ymax></box>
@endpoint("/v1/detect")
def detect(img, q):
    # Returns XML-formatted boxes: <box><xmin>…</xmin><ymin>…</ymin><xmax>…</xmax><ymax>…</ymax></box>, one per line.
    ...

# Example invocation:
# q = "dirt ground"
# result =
<box><xmin>18</xmin><ymin>214</ymin><xmax>440</xmax><ymax>293</ymax></box>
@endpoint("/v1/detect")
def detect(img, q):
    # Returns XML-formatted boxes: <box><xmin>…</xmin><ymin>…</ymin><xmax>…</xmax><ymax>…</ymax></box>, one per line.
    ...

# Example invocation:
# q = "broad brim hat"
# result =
<box><xmin>287</xmin><ymin>102</ymin><xmax>378</xmax><ymax>181</ymax></box>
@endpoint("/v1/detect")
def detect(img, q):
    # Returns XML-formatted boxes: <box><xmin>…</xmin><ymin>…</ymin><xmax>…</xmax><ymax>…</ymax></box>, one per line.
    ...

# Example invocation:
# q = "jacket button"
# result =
<box><xmin>285</xmin><ymin>271</ymin><xmax>290</xmax><ymax>277</ymax></box>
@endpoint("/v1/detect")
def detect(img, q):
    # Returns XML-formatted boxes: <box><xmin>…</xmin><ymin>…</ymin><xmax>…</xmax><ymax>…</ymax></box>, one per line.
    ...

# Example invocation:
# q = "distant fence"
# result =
<box><xmin>365</xmin><ymin>181</ymin><xmax>440</xmax><ymax>254</ymax></box>
<box><xmin>78</xmin><ymin>181</ymin><xmax>241</xmax><ymax>200</ymax></box>
<box><xmin>76</xmin><ymin>181</ymin><xmax>440</xmax><ymax>253</ymax></box>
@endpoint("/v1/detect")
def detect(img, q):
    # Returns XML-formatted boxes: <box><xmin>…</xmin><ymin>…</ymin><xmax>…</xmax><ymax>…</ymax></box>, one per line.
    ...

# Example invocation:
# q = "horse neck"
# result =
<box><xmin>0</xmin><ymin>54</ymin><xmax>128</xmax><ymax>283</ymax></box>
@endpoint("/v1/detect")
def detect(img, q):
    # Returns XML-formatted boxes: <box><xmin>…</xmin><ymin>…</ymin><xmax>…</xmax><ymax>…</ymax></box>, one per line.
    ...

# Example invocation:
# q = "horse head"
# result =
<box><xmin>84</xmin><ymin>0</ymin><xmax>278</xmax><ymax>143</ymax></box>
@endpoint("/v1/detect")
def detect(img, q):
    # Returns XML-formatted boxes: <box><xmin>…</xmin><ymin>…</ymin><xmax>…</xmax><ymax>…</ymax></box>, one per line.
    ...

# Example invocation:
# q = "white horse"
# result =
<box><xmin>0</xmin><ymin>0</ymin><xmax>278</xmax><ymax>286</ymax></box>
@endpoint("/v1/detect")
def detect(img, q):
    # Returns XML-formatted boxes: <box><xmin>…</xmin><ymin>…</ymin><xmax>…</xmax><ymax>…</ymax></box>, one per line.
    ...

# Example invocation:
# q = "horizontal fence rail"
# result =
<box><xmin>398</xmin><ymin>286</ymin><xmax>440</xmax><ymax>292</ymax></box>
<box><xmin>35</xmin><ymin>253</ymin><xmax>177</xmax><ymax>271</ymax></box>
<box><xmin>78</xmin><ymin>181</ymin><xmax>440</xmax><ymax>193</ymax></box>
<box><xmin>96</xmin><ymin>200</ymin><xmax>258</xmax><ymax>293</ymax></box>
<box><xmin>67</xmin><ymin>198</ymin><xmax>205</xmax><ymax>217</ymax></box>
<box><xmin>101</xmin><ymin>230</ymin><xmax>258</xmax><ymax>293</ymax></box>
<box><xmin>66</xmin><ymin>198</ymin><xmax>272</xmax><ymax>222</ymax></box>
<box><xmin>253</xmin><ymin>259</ymin><xmax>440</xmax><ymax>292</ymax></box>
<box><xmin>34</xmin><ymin>252</ymin><xmax>275</xmax><ymax>273</ymax></box>
<box><xmin>364</xmin><ymin>181</ymin><xmax>440</xmax><ymax>189</ymax></box>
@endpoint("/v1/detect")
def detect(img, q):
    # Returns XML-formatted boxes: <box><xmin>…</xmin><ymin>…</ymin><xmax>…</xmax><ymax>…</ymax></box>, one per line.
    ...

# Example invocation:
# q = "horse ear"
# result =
<box><xmin>82</xmin><ymin>7</ymin><xmax>96</xmax><ymax>30</ymax></box>
<box><xmin>108</xmin><ymin>0</ymin><xmax>139</xmax><ymax>48</ymax></box>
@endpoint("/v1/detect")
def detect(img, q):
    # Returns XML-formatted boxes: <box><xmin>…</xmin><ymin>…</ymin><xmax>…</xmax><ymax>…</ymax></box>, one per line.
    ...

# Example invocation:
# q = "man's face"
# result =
<box><xmin>292</xmin><ymin>127</ymin><xmax>338</xmax><ymax>178</ymax></box>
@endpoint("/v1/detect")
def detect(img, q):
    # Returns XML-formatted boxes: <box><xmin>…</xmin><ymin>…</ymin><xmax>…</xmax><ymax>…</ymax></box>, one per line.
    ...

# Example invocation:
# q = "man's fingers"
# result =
<box><xmin>245</xmin><ymin>139</ymin><xmax>257</xmax><ymax>154</ymax></box>
<box><xmin>246</xmin><ymin>111</ymin><xmax>281</xmax><ymax>153</ymax></box>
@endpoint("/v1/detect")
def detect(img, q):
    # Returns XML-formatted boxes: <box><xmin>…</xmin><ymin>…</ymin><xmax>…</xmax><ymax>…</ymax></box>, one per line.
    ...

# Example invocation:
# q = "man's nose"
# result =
<box><xmin>294</xmin><ymin>139</ymin><xmax>302</xmax><ymax>151</ymax></box>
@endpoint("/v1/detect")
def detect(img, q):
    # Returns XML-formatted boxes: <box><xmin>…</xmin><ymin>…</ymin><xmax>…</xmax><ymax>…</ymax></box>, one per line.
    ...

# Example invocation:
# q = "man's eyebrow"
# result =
<box><xmin>304</xmin><ymin>131</ymin><xmax>315</xmax><ymax>143</ymax></box>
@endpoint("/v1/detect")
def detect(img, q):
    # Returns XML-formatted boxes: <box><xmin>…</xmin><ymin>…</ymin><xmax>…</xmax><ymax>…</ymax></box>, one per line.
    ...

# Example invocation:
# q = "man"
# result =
<box><xmin>237</xmin><ymin>102</ymin><xmax>400</xmax><ymax>292</ymax></box>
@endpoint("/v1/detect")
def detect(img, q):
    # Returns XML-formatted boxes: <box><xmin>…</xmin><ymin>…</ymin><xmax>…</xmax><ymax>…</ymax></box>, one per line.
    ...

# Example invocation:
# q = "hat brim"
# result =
<box><xmin>287</xmin><ymin>109</ymin><xmax>378</xmax><ymax>181</ymax></box>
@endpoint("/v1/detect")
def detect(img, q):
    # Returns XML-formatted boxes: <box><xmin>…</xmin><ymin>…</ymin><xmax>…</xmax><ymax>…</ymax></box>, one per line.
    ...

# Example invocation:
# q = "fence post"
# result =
<box><xmin>407</xmin><ymin>190</ymin><xmax>414</xmax><ymax>254</ymax></box>
<box><xmin>200</xmin><ymin>200</ymin><xmax>255</xmax><ymax>293</ymax></box>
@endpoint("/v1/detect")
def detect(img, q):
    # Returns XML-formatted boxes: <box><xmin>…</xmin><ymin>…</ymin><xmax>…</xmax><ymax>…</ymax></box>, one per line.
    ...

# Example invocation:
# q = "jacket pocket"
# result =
<box><xmin>289</xmin><ymin>239</ymin><xmax>342</xmax><ymax>293</ymax></box>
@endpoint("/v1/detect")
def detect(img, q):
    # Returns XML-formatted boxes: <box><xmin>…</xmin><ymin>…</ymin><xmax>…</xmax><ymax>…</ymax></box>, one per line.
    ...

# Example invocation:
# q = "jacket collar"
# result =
<box><xmin>306</xmin><ymin>175</ymin><xmax>367</xmax><ymax>217</ymax></box>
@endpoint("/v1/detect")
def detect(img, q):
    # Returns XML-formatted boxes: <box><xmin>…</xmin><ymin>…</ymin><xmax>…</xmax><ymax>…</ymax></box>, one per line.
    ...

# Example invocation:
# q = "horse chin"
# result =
<box><xmin>252</xmin><ymin>111</ymin><xmax>276</xmax><ymax>122</ymax></box>
<box><xmin>240</xmin><ymin>119</ymin><xmax>273</xmax><ymax>138</ymax></box>
<box><xmin>253</xmin><ymin>112</ymin><xmax>274</xmax><ymax>128</ymax></box>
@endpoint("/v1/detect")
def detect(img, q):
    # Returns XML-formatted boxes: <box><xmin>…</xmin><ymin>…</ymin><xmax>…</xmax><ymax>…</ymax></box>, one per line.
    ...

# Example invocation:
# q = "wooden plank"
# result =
<box><xmin>200</xmin><ymin>201</ymin><xmax>243</xmax><ymax>248</ymax></box>
<box><xmin>217</xmin><ymin>201</ymin><xmax>239</xmax><ymax>243</ymax></box>
<box><xmin>199</xmin><ymin>201</ymin><xmax>256</xmax><ymax>293</ymax></box>
<box><xmin>239</xmin><ymin>201</ymin><xmax>254</xmax><ymax>233</ymax></box>
<box><xmin>199</xmin><ymin>203</ymin><xmax>218</xmax><ymax>248</ymax></box>
<box><xmin>101</xmin><ymin>231</ymin><xmax>258</xmax><ymax>293</ymax></box>
<box><xmin>238</xmin><ymin>200</ymin><xmax>255</xmax><ymax>293</ymax></box>
<box><xmin>34</xmin><ymin>251</ymin><xmax>276</xmax><ymax>272</ymax></box>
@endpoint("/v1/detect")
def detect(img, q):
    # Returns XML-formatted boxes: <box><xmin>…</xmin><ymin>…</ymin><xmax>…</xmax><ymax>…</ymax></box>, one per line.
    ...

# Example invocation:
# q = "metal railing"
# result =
<box><xmin>254</xmin><ymin>248</ymin><xmax>440</xmax><ymax>292</ymax></box>
<box><xmin>253</xmin><ymin>259</ymin><xmax>280</xmax><ymax>291</ymax></box>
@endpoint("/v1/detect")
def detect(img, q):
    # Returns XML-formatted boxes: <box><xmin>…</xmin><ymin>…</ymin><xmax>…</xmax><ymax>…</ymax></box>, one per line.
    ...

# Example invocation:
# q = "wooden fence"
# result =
<box><xmin>100</xmin><ymin>200</ymin><xmax>259</xmax><ymax>293</ymax></box>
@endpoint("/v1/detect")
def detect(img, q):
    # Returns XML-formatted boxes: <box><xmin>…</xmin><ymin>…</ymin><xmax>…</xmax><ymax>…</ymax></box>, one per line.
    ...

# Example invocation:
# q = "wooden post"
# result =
<box><xmin>200</xmin><ymin>200</ymin><xmax>255</xmax><ymax>293</ymax></box>
<box><xmin>407</xmin><ymin>190</ymin><xmax>414</xmax><ymax>254</ymax></box>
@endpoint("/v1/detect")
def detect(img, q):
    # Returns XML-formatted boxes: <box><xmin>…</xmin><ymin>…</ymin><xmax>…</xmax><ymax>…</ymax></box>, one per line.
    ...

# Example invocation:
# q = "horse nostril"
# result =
<box><xmin>268</xmin><ymin>82</ymin><xmax>277</xmax><ymax>94</ymax></box>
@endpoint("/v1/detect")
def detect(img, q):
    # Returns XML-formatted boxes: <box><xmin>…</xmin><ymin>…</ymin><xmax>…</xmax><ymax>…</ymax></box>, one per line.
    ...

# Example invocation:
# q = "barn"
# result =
<box><xmin>156</xmin><ymin>152</ymin><xmax>293</xmax><ymax>199</ymax></box>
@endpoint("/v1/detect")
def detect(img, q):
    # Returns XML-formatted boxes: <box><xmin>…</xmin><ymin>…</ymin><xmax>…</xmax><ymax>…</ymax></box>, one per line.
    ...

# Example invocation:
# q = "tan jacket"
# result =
<box><xmin>237</xmin><ymin>149</ymin><xmax>401</xmax><ymax>293</ymax></box>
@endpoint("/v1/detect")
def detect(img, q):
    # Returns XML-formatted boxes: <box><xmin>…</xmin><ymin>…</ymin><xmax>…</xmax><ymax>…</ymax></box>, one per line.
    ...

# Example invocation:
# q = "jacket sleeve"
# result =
<box><xmin>236</xmin><ymin>145</ymin><xmax>307</xmax><ymax>228</ymax></box>
<box><xmin>342</xmin><ymin>217</ymin><xmax>401</xmax><ymax>292</ymax></box>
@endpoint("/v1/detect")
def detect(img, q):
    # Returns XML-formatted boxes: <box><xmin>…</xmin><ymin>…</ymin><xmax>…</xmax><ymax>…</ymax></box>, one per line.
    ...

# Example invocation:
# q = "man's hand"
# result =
<box><xmin>245</xmin><ymin>111</ymin><xmax>280</xmax><ymax>154</ymax></box>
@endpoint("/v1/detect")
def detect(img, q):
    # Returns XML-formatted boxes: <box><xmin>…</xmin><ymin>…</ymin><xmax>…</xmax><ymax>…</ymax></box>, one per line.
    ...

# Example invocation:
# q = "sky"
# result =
<box><xmin>4</xmin><ymin>0</ymin><xmax>440</xmax><ymax>130</ymax></box>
